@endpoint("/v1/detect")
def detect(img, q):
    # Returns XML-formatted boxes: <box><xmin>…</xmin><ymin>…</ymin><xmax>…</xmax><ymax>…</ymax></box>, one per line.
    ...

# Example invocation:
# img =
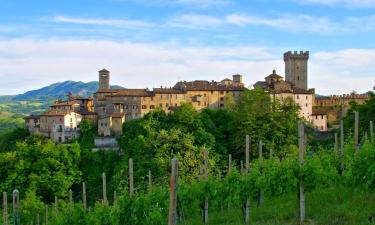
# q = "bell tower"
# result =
<box><xmin>284</xmin><ymin>51</ymin><xmax>309</xmax><ymax>90</ymax></box>
<box><xmin>98</xmin><ymin>69</ymin><xmax>110</xmax><ymax>90</ymax></box>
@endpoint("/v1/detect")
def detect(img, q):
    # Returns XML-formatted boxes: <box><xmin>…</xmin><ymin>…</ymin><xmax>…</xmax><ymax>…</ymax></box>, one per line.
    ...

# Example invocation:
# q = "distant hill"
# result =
<box><xmin>0</xmin><ymin>81</ymin><xmax>124</xmax><ymax>117</ymax></box>
<box><xmin>13</xmin><ymin>81</ymin><xmax>123</xmax><ymax>101</ymax></box>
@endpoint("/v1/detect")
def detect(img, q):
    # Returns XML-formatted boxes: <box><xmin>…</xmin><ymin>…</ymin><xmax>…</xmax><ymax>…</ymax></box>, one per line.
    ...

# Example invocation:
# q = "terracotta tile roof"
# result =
<box><xmin>108</xmin><ymin>89</ymin><xmax>153</xmax><ymax>97</ymax></box>
<box><xmin>51</xmin><ymin>101</ymin><xmax>79</xmax><ymax>107</ymax></box>
<box><xmin>153</xmin><ymin>88</ymin><xmax>186</xmax><ymax>94</ymax></box>
<box><xmin>312</xmin><ymin>109</ymin><xmax>327</xmax><ymax>115</ymax></box>
<box><xmin>42</xmin><ymin>110</ymin><xmax>78</xmax><ymax>117</ymax></box>
<box><xmin>174</xmin><ymin>80</ymin><xmax>244</xmax><ymax>91</ymax></box>
<box><xmin>24</xmin><ymin>115</ymin><xmax>41</xmax><ymax>119</ymax></box>
<box><xmin>111</xmin><ymin>112</ymin><xmax>125</xmax><ymax>118</ymax></box>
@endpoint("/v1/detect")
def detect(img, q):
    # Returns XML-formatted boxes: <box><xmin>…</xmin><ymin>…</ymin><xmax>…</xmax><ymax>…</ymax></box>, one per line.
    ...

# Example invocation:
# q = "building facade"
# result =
<box><xmin>25</xmin><ymin>95</ymin><xmax>94</xmax><ymax>142</ymax></box>
<box><xmin>94</xmin><ymin>70</ymin><xmax>245</xmax><ymax>136</ymax></box>
<box><xmin>255</xmin><ymin>51</ymin><xmax>328</xmax><ymax>131</ymax></box>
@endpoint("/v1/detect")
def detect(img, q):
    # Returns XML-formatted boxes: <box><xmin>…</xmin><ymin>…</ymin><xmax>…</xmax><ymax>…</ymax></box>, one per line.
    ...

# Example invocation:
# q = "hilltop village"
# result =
<box><xmin>24</xmin><ymin>51</ymin><xmax>369</xmax><ymax>143</ymax></box>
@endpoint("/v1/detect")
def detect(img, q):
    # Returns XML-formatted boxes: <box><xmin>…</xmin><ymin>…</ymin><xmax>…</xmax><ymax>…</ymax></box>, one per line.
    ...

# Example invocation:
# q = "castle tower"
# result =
<box><xmin>99</xmin><ymin>69</ymin><xmax>110</xmax><ymax>90</ymax></box>
<box><xmin>284</xmin><ymin>51</ymin><xmax>309</xmax><ymax>90</ymax></box>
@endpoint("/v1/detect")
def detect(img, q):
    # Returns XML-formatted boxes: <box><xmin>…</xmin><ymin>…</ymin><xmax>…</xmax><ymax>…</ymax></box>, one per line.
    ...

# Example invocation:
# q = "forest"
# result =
<box><xmin>0</xmin><ymin>88</ymin><xmax>374</xmax><ymax>225</ymax></box>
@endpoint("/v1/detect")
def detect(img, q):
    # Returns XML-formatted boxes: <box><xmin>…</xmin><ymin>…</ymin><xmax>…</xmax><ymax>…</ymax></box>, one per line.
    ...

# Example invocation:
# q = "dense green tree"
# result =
<box><xmin>233</xmin><ymin>87</ymin><xmax>300</xmax><ymax>160</ymax></box>
<box><xmin>343</xmin><ymin>91</ymin><xmax>375</xmax><ymax>142</ymax></box>
<box><xmin>0</xmin><ymin>140</ymin><xmax>81</xmax><ymax>202</ymax></box>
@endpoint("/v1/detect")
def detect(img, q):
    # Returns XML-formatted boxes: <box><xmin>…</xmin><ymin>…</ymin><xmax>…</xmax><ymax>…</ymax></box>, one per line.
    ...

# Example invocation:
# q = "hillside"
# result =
<box><xmin>13</xmin><ymin>81</ymin><xmax>123</xmax><ymax>101</ymax></box>
<box><xmin>0</xmin><ymin>81</ymin><xmax>124</xmax><ymax>133</ymax></box>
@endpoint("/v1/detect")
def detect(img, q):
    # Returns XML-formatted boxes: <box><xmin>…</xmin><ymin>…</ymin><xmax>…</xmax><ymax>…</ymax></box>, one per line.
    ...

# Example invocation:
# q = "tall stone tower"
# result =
<box><xmin>98</xmin><ymin>69</ymin><xmax>110</xmax><ymax>90</ymax></box>
<box><xmin>284</xmin><ymin>51</ymin><xmax>309</xmax><ymax>90</ymax></box>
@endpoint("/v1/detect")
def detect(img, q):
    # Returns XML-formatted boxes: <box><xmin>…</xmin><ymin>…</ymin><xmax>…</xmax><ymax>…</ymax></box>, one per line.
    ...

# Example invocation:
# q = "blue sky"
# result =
<box><xmin>0</xmin><ymin>0</ymin><xmax>374</xmax><ymax>95</ymax></box>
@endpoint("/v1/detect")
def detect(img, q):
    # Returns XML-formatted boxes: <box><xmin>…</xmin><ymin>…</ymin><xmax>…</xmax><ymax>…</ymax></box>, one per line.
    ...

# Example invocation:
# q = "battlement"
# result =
<box><xmin>284</xmin><ymin>51</ymin><xmax>309</xmax><ymax>61</ymax></box>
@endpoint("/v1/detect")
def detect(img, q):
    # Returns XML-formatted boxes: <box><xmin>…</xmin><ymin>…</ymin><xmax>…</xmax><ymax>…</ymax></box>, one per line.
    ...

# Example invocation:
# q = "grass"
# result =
<box><xmin>180</xmin><ymin>186</ymin><xmax>375</xmax><ymax>225</ymax></box>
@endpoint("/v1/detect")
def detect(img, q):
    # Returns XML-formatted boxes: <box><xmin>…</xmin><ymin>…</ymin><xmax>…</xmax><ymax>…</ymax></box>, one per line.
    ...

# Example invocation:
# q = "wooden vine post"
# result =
<box><xmin>114</xmin><ymin>191</ymin><xmax>117</xmax><ymax>206</ymax></box>
<box><xmin>203</xmin><ymin>150</ymin><xmax>209</xmax><ymax>225</ymax></box>
<box><xmin>240</xmin><ymin>160</ymin><xmax>244</xmax><ymax>174</ymax></box>
<box><xmin>244</xmin><ymin>135</ymin><xmax>250</xmax><ymax>224</ymax></box>
<box><xmin>340</xmin><ymin>120</ymin><xmax>344</xmax><ymax>173</ymax></box>
<box><xmin>354</xmin><ymin>111</ymin><xmax>359</xmax><ymax>150</ymax></box>
<box><xmin>298</xmin><ymin>122</ymin><xmax>306</xmax><ymax>224</ymax></box>
<box><xmin>258</xmin><ymin>140</ymin><xmax>264</xmax><ymax>207</ymax></box>
<box><xmin>54</xmin><ymin>196</ymin><xmax>58</xmax><ymax>214</ymax></box>
<box><xmin>69</xmin><ymin>189</ymin><xmax>73</xmax><ymax>205</ymax></box>
<box><xmin>36</xmin><ymin>213</ymin><xmax>40</xmax><ymax>225</ymax></box>
<box><xmin>102</xmin><ymin>172</ymin><xmax>107</xmax><ymax>205</ymax></box>
<box><xmin>168</xmin><ymin>157</ymin><xmax>179</xmax><ymax>225</ymax></box>
<box><xmin>334</xmin><ymin>132</ymin><xmax>338</xmax><ymax>153</ymax></box>
<box><xmin>129</xmin><ymin>158</ymin><xmax>134</xmax><ymax>197</ymax></box>
<box><xmin>82</xmin><ymin>182</ymin><xmax>87</xmax><ymax>210</ymax></box>
<box><xmin>3</xmin><ymin>192</ymin><xmax>8</xmax><ymax>225</ymax></box>
<box><xmin>148</xmin><ymin>170</ymin><xmax>152</xmax><ymax>189</ymax></box>
<box><xmin>45</xmin><ymin>204</ymin><xmax>48</xmax><ymax>225</ymax></box>
<box><xmin>228</xmin><ymin>154</ymin><xmax>232</xmax><ymax>173</ymax></box>
<box><xmin>370</xmin><ymin>121</ymin><xmax>373</xmax><ymax>143</ymax></box>
<box><xmin>13</xmin><ymin>189</ymin><xmax>20</xmax><ymax>225</ymax></box>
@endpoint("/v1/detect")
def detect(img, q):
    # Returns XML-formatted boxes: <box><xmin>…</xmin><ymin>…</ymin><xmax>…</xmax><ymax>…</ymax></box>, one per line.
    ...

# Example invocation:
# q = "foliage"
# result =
<box><xmin>0</xmin><ymin>139</ymin><xmax>81</xmax><ymax>202</ymax></box>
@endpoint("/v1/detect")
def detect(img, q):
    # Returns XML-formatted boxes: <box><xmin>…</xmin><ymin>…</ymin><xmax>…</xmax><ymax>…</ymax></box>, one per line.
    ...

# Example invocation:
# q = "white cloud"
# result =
<box><xmin>113</xmin><ymin>0</ymin><xmax>230</xmax><ymax>8</ymax></box>
<box><xmin>168</xmin><ymin>14</ymin><xmax>223</xmax><ymax>29</ymax></box>
<box><xmin>296</xmin><ymin>0</ymin><xmax>375</xmax><ymax>7</ymax></box>
<box><xmin>226</xmin><ymin>14</ymin><xmax>343</xmax><ymax>33</ymax></box>
<box><xmin>0</xmin><ymin>38</ymin><xmax>373</xmax><ymax>96</ymax></box>
<box><xmin>52</xmin><ymin>16</ymin><xmax>153</xmax><ymax>29</ymax></box>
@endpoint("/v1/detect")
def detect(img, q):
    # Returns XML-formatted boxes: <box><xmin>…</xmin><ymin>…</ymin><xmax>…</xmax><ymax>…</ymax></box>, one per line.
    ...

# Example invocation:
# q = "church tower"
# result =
<box><xmin>99</xmin><ymin>69</ymin><xmax>110</xmax><ymax>90</ymax></box>
<box><xmin>284</xmin><ymin>51</ymin><xmax>309</xmax><ymax>90</ymax></box>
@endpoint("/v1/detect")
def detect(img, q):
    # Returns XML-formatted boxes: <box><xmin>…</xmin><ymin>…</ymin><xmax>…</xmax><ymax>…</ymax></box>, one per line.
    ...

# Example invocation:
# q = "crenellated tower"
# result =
<box><xmin>99</xmin><ymin>69</ymin><xmax>110</xmax><ymax>91</ymax></box>
<box><xmin>284</xmin><ymin>51</ymin><xmax>309</xmax><ymax>90</ymax></box>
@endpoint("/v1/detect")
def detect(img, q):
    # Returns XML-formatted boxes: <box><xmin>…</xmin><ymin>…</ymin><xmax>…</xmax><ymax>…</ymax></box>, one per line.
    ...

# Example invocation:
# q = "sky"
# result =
<box><xmin>0</xmin><ymin>0</ymin><xmax>374</xmax><ymax>95</ymax></box>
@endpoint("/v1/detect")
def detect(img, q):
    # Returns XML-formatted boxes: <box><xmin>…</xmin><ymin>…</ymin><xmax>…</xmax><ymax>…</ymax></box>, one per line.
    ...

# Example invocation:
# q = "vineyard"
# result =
<box><xmin>1</xmin><ymin>120</ymin><xmax>375</xmax><ymax>225</ymax></box>
<box><xmin>1</xmin><ymin>89</ymin><xmax>374</xmax><ymax>225</ymax></box>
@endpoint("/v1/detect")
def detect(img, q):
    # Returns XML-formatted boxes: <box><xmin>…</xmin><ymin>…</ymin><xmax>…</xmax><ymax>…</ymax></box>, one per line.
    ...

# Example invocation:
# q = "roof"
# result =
<box><xmin>99</xmin><ymin>68</ymin><xmax>109</xmax><ymax>73</ymax></box>
<box><xmin>174</xmin><ymin>80</ymin><xmax>244</xmax><ymax>91</ymax></box>
<box><xmin>42</xmin><ymin>110</ymin><xmax>79</xmax><ymax>117</ymax></box>
<box><xmin>51</xmin><ymin>101</ymin><xmax>79</xmax><ymax>107</ymax></box>
<box><xmin>24</xmin><ymin>115</ymin><xmax>40</xmax><ymax>119</ymax></box>
<box><xmin>153</xmin><ymin>88</ymin><xmax>186</xmax><ymax>94</ymax></box>
<box><xmin>108</xmin><ymin>89</ymin><xmax>153</xmax><ymax>97</ymax></box>
<box><xmin>312</xmin><ymin>109</ymin><xmax>327</xmax><ymax>116</ymax></box>
<box><xmin>111</xmin><ymin>112</ymin><xmax>125</xmax><ymax>118</ymax></box>
<box><xmin>265</xmin><ymin>70</ymin><xmax>283</xmax><ymax>79</ymax></box>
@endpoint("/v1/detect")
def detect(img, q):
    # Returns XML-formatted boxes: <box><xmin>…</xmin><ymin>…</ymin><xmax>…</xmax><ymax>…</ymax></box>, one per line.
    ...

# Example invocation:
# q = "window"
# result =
<box><xmin>160</xmin><ymin>95</ymin><xmax>163</xmax><ymax>100</ymax></box>
<box><xmin>305</xmin><ymin>103</ymin><xmax>308</xmax><ymax>107</ymax></box>
<box><xmin>159</xmin><ymin>103</ymin><xmax>163</xmax><ymax>108</ymax></box>
<box><xmin>166</xmin><ymin>103</ymin><xmax>169</xmax><ymax>108</ymax></box>
<box><xmin>150</xmin><ymin>105</ymin><xmax>155</xmax><ymax>109</ymax></box>
<box><xmin>297</xmin><ymin>95</ymin><xmax>299</xmax><ymax>99</ymax></box>
<box><xmin>211</xmin><ymin>91</ymin><xmax>213</xmax><ymax>94</ymax></box>
<box><xmin>226</xmin><ymin>91</ymin><xmax>229</xmax><ymax>94</ymax></box>
<box><xmin>220</xmin><ymin>103</ymin><xmax>224</xmax><ymax>107</ymax></box>
<box><xmin>220</xmin><ymin>97</ymin><xmax>224</xmax><ymax>101</ymax></box>
<box><xmin>220</xmin><ymin>91</ymin><xmax>224</xmax><ymax>95</ymax></box>
<box><xmin>297</xmin><ymin>76</ymin><xmax>300</xmax><ymax>81</ymax></box>
<box><xmin>151</xmin><ymin>97</ymin><xmax>154</xmax><ymax>101</ymax></box>
<box><xmin>204</xmin><ymin>93</ymin><xmax>206</xmax><ymax>97</ymax></box>
<box><xmin>306</xmin><ymin>96</ymin><xmax>308</xmax><ymax>100</ymax></box>
<box><xmin>175</xmin><ymin>95</ymin><xmax>178</xmax><ymax>99</ymax></box>
<box><xmin>70</xmin><ymin>118</ymin><xmax>73</xmax><ymax>122</ymax></box>
<box><xmin>142</xmin><ymin>105</ymin><xmax>147</xmax><ymax>109</ymax></box>
<box><xmin>321</xmin><ymin>115</ymin><xmax>324</xmax><ymax>119</ymax></box>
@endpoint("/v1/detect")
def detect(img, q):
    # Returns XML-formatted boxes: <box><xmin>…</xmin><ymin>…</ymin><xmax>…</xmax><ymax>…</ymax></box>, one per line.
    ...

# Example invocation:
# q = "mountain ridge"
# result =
<box><xmin>10</xmin><ymin>81</ymin><xmax>123</xmax><ymax>101</ymax></box>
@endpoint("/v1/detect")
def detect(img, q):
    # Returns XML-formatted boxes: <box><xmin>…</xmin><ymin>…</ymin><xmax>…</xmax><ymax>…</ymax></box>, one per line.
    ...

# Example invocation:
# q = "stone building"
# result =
<box><xmin>254</xmin><ymin>51</ymin><xmax>328</xmax><ymax>131</ymax></box>
<box><xmin>94</xmin><ymin>69</ymin><xmax>245</xmax><ymax>136</ymax></box>
<box><xmin>313</xmin><ymin>93</ymin><xmax>369</xmax><ymax>126</ymax></box>
<box><xmin>25</xmin><ymin>95</ymin><xmax>95</xmax><ymax>142</ymax></box>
